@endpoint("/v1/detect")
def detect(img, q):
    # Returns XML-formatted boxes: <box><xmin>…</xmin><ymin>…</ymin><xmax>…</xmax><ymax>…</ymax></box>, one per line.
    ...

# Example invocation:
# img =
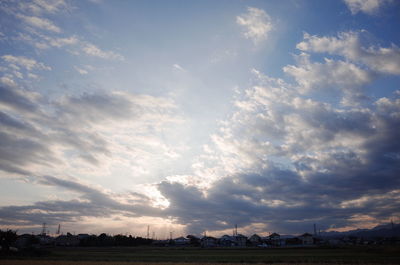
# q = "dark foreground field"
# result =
<box><xmin>2</xmin><ymin>246</ymin><xmax>400</xmax><ymax>264</ymax></box>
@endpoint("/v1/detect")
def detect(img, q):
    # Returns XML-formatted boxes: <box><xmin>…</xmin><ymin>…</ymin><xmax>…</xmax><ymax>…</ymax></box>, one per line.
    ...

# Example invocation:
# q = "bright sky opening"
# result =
<box><xmin>0</xmin><ymin>0</ymin><xmax>399</xmax><ymax>238</ymax></box>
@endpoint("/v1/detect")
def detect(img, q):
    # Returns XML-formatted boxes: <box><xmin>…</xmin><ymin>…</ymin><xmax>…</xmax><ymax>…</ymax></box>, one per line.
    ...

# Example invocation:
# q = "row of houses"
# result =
<box><xmin>202</xmin><ymin>232</ymin><xmax>315</xmax><ymax>248</ymax></box>
<box><xmin>14</xmin><ymin>233</ymin><xmax>88</xmax><ymax>248</ymax></box>
<box><xmin>13</xmin><ymin>232</ymin><xmax>399</xmax><ymax>249</ymax></box>
<box><xmin>13</xmin><ymin>232</ymin><xmax>155</xmax><ymax>249</ymax></box>
<box><xmin>153</xmin><ymin>232</ymin><xmax>316</xmax><ymax>248</ymax></box>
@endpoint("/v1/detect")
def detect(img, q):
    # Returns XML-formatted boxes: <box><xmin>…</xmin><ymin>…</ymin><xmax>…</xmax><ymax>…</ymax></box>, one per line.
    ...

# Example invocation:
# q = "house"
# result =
<box><xmin>219</xmin><ymin>235</ymin><xmax>236</xmax><ymax>247</ymax></box>
<box><xmin>77</xmin><ymin>234</ymin><xmax>90</xmax><ymax>240</ymax></box>
<box><xmin>152</xmin><ymin>239</ymin><xmax>169</xmax><ymax>246</ymax></box>
<box><xmin>174</xmin><ymin>236</ymin><xmax>190</xmax><ymax>245</ymax></box>
<box><xmin>299</xmin><ymin>233</ymin><xmax>314</xmax><ymax>245</ymax></box>
<box><xmin>285</xmin><ymin>237</ymin><xmax>302</xmax><ymax>246</ymax></box>
<box><xmin>234</xmin><ymin>234</ymin><xmax>248</xmax><ymax>247</ymax></box>
<box><xmin>54</xmin><ymin>234</ymin><xmax>80</xmax><ymax>246</ymax></box>
<box><xmin>269</xmin><ymin>232</ymin><xmax>281</xmax><ymax>246</ymax></box>
<box><xmin>38</xmin><ymin>235</ymin><xmax>54</xmax><ymax>245</ymax></box>
<box><xmin>249</xmin><ymin>234</ymin><xmax>262</xmax><ymax>246</ymax></box>
<box><xmin>201</xmin><ymin>236</ymin><xmax>217</xmax><ymax>247</ymax></box>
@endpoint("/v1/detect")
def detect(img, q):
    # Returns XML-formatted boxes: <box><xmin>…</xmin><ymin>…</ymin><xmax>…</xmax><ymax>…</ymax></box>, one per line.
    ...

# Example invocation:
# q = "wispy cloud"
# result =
<box><xmin>0</xmin><ymin>76</ymin><xmax>17</xmax><ymax>88</ymax></box>
<box><xmin>17</xmin><ymin>14</ymin><xmax>61</xmax><ymax>33</ymax></box>
<box><xmin>0</xmin><ymin>78</ymin><xmax>184</xmax><ymax>183</ymax></box>
<box><xmin>74</xmin><ymin>66</ymin><xmax>89</xmax><ymax>75</ymax></box>
<box><xmin>172</xmin><ymin>64</ymin><xmax>185</xmax><ymax>72</ymax></box>
<box><xmin>0</xmin><ymin>175</ymin><xmax>161</xmax><ymax>227</ymax></box>
<box><xmin>18</xmin><ymin>0</ymin><xmax>68</xmax><ymax>15</ymax></box>
<box><xmin>4</xmin><ymin>0</ymin><xmax>124</xmax><ymax>61</ymax></box>
<box><xmin>2</xmin><ymin>55</ymin><xmax>51</xmax><ymax>71</ymax></box>
<box><xmin>82</xmin><ymin>42</ymin><xmax>124</xmax><ymax>61</ymax></box>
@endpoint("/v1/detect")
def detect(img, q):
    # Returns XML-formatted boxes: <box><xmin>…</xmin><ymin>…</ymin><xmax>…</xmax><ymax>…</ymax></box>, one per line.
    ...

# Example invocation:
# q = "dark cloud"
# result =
<box><xmin>154</xmin><ymin>70</ymin><xmax>400</xmax><ymax>234</ymax></box>
<box><xmin>158</xmin><ymin>159</ymin><xmax>400</xmax><ymax>234</ymax></box>
<box><xmin>0</xmin><ymin>85</ymin><xmax>39</xmax><ymax>113</ymax></box>
<box><xmin>0</xmin><ymin>131</ymin><xmax>55</xmax><ymax>175</ymax></box>
<box><xmin>56</xmin><ymin>92</ymin><xmax>136</xmax><ymax>125</ymax></box>
<box><xmin>2</xmin><ymin>73</ymin><xmax>398</xmax><ymax>235</ymax></box>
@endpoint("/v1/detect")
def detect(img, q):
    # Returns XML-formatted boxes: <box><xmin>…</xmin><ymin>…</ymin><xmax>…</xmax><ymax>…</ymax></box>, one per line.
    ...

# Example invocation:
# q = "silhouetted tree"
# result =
<box><xmin>0</xmin><ymin>229</ymin><xmax>17</xmax><ymax>253</ymax></box>
<box><xmin>78</xmin><ymin>233</ymin><xmax>153</xmax><ymax>247</ymax></box>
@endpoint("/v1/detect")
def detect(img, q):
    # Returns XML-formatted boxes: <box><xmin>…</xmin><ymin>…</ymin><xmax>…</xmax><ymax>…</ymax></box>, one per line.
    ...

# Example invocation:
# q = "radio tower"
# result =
<box><xmin>56</xmin><ymin>224</ymin><xmax>61</xmax><ymax>234</ymax></box>
<box><xmin>147</xmin><ymin>225</ymin><xmax>150</xmax><ymax>239</ymax></box>
<box><xmin>41</xmin><ymin>223</ymin><xmax>47</xmax><ymax>236</ymax></box>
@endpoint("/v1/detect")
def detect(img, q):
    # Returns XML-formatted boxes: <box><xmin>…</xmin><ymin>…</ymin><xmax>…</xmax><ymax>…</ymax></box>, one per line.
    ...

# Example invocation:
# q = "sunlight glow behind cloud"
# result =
<box><xmin>0</xmin><ymin>0</ymin><xmax>399</xmax><ymax>236</ymax></box>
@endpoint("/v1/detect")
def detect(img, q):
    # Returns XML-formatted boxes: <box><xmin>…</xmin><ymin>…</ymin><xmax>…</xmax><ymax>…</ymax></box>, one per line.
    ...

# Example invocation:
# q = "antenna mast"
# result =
<box><xmin>41</xmin><ymin>223</ymin><xmax>47</xmax><ymax>236</ymax></box>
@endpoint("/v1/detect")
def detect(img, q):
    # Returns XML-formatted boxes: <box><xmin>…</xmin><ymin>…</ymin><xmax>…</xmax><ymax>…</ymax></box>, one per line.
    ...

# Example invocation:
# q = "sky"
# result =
<box><xmin>0</xmin><ymin>0</ymin><xmax>399</xmax><ymax>238</ymax></box>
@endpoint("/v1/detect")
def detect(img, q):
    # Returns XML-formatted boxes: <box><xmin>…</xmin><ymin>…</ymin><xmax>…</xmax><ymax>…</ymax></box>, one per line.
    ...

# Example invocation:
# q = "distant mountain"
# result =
<box><xmin>320</xmin><ymin>223</ymin><xmax>400</xmax><ymax>239</ymax></box>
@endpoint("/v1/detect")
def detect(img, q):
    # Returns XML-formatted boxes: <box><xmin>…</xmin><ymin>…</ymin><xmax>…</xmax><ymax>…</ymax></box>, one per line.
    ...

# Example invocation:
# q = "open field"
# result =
<box><xmin>2</xmin><ymin>246</ymin><xmax>400</xmax><ymax>264</ymax></box>
<box><xmin>2</xmin><ymin>262</ymin><xmax>400</xmax><ymax>265</ymax></box>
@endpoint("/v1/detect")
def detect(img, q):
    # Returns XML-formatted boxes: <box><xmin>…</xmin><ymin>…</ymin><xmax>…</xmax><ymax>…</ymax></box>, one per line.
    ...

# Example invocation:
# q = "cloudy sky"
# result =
<box><xmin>0</xmin><ymin>0</ymin><xmax>400</xmax><ymax>238</ymax></box>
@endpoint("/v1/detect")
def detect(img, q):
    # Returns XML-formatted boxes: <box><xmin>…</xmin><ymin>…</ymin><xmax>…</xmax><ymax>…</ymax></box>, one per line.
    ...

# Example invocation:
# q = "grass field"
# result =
<box><xmin>2</xmin><ymin>262</ymin><xmax>400</xmax><ymax>265</ymax></box>
<box><xmin>2</xmin><ymin>246</ymin><xmax>400</xmax><ymax>264</ymax></box>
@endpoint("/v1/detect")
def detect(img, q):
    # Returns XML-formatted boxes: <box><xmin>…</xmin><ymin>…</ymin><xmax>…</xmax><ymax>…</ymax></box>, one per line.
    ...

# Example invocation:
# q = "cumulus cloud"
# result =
<box><xmin>236</xmin><ymin>7</ymin><xmax>273</xmax><ymax>44</ymax></box>
<box><xmin>283</xmin><ymin>53</ymin><xmax>374</xmax><ymax>105</ymax></box>
<box><xmin>152</xmin><ymin>28</ymin><xmax>400</xmax><ymax>233</ymax></box>
<box><xmin>297</xmin><ymin>31</ymin><xmax>400</xmax><ymax>75</ymax></box>
<box><xmin>155</xmin><ymin>67</ymin><xmax>400</xmax><ymax>234</ymax></box>
<box><xmin>343</xmin><ymin>0</ymin><xmax>390</xmax><ymax>15</ymax></box>
<box><xmin>283</xmin><ymin>53</ymin><xmax>373</xmax><ymax>91</ymax></box>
